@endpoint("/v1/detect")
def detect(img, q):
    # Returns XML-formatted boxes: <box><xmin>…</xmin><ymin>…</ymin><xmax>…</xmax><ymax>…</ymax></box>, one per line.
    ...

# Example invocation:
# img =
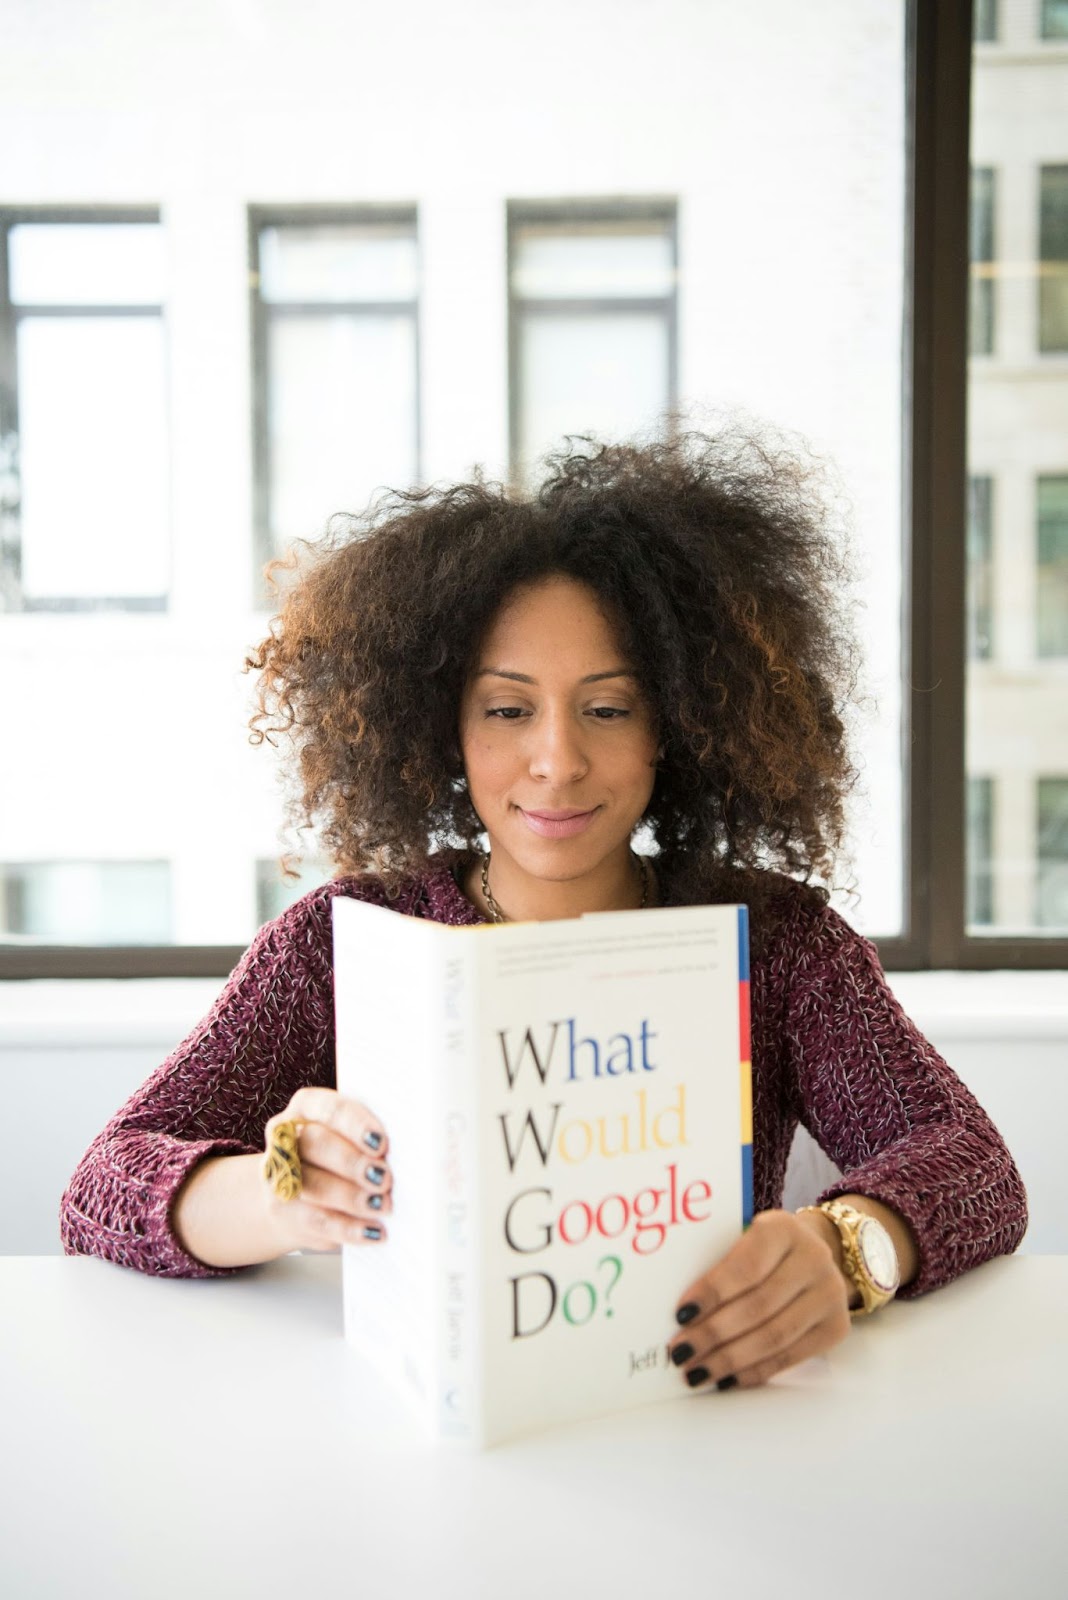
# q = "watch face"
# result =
<box><xmin>858</xmin><ymin>1218</ymin><xmax>900</xmax><ymax>1293</ymax></box>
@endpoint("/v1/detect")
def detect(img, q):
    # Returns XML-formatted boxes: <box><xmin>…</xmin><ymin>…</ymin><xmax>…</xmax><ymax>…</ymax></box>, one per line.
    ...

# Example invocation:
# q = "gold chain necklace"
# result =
<box><xmin>479</xmin><ymin>849</ymin><xmax>650</xmax><ymax>923</ymax></box>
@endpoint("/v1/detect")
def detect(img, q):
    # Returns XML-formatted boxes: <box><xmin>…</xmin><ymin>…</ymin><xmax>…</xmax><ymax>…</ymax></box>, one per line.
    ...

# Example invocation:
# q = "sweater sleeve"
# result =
<box><xmin>59</xmin><ymin>890</ymin><xmax>338</xmax><ymax>1279</ymax></box>
<box><xmin>782</xmin><ymin>901</ymin><xmax>1028</xmax><ymax>1298</ymax></box>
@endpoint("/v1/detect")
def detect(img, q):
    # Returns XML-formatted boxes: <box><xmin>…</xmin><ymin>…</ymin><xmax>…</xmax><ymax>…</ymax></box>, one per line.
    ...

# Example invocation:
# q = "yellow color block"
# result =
<box><xmin>739</xmin><ymin>1060</ymin><xmax>753</xmax><ymax>1143</ymax></box>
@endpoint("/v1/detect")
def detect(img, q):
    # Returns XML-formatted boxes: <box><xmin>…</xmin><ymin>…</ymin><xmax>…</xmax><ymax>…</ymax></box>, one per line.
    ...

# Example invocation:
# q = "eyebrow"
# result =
<box><xmin>474</xmin><ymin>668</ymin><xmax>637</xmax><ymax>685</ymax></box>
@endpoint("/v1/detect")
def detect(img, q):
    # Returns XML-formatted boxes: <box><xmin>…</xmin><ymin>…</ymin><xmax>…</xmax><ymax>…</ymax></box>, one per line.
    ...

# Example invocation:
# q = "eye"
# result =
<box><xmin>588</xmin><ymin>706</ymin><xmax>631</xmax><ymax>720</ymax></box>
<box><xmin>484</xmin><ymin>706</ymin><xmax>528</xmax><ymax>720</ymax></box>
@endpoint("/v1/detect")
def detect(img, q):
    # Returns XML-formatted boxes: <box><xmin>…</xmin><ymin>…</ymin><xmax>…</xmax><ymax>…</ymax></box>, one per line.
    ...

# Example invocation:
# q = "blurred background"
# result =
<box><xmin>0</xmin><ymin>0</ymin><xmax>1064</xmax><ymax>953</ymax></box>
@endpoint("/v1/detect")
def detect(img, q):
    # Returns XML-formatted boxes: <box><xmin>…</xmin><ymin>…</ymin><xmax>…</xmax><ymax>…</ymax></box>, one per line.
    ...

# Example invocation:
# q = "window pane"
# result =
<box><xmin>17</xmin><ymin>316</ymin><xmax>169</xmax><ymax>600</ymax></box>
<box><xmin>1039</xmin><ymin>166</ymin><xmax>1068</xmax><ymax>352</ymax></box>
<box><xmin>1041</xmin><ymin>1</ymin><xmax>1068</xmax><ymax>42</ymax></box>
<box><xmin>256</xmin><ymin>858</ymin><xmax>332</xmax><ymax>926</ymax></box>
<box><xmin>517</xmin><ymin>311</ymin><xmax>669</xmax><ymax>479</ymax></box>
<box><xmin>0</xmin><ymin>862</ymin><xmax>171</xmax><ymax>943</ymax></box>
<box><xmin>969</xmin><ymin>168</ymin><xmax>995</xmax><ymax>356</ymax></box>
<box><xmin>267</xmin><ymin>312</ymin><xmax>417</xmax><ymax>547</ymax></box>
<box><xmin>1037</xmin><ymin>781</ymin><xmax>1068</xmax><ymax>929</ymax></box>
<box><xmin>967</xmin><ymin>476</ymin><xmax>994</xmax><ymax>660</ymax></box>
<box><xmin>9</xmin><ymin>223</ymin><xmax>163</xmax><ymax>306</ymax></box>
<box><xmin>966</xmin><ymin>777</ymin><xmax>995</xmax><ymax>928</ymax></box>
<box><xmin>974</xmin><ymin>0</ymin><xmax>997</xmax><ymax>42</ymax></box>
<box><xmin>1037</xmin><ymin>476</ymin><xmax>1068</xmax><ymax>658</ymax></box>
<box><xmin>966</xmin><ymin>42</ymin><xmax>1068</xmax><ymax>937</ymax></box>
<box><xmin>512</xmin><ymin>225</ymin><xmax>675</xmax><ymax>299</ymax></box>
<box><xmin>259</xmin><ymin>224</ymin><xmax>417</xmax><ymax>304</ymax></box>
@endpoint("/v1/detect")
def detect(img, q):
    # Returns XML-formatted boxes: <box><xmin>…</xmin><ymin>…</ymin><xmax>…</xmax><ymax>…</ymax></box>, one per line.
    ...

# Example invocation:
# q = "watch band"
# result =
<box><xmin>797</xmin><ymin>1200</ymin><xmax>900</xmax><ymax>1317</ymax></box>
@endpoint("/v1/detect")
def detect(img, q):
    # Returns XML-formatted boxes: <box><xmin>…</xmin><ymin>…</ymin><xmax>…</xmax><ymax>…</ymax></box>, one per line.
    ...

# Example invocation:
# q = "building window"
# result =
<box><xmin>0</xmin><ymin>861</ymin><xmax>172</xmax><ymax>944</ymax></box>
<box><xmin>1039</xmin><ymin>166</ymin><xmax>1068</xmax><ymax>353</ymax></box>
<box><xmin>974</xmin><ymin>0</ymin><xmax>998</xmax><ymax>42</ymax></box>
<box><xmin>1037</xmin><ymin>779</ymin><xmax>1068</xmax><ymax>929</ymax></box>
<box><xmin>1037</xmin><ymin>475</ymin><xmax>1068</xmax><ymax>657</ymax></box>
<box><xmin>0</xmin><ymin>212</ymin><xmax>168</xmax><ymax>611</ymax></box>
<box><xmin>969</xmin><ymin>168</ymin><xmax>995</xmax><ymax>357</ymax></box>
<box><xmin>966</xmin><ymin>777</ymin><xmax>995</xmax><ymax>929</ymax></box>
<box><xmin>255</xmin><ymin>857</ymin><xmax>332</xmax><ymax>928</ymax></box>
<box><xmin>250</xmin><ymin>209</ymin><xmax>420</xmax><ymax>596</ymax></box>
<box><xmin>508</xmin><ymin>203</ymin><xmax>677</xmax><ymax>486</ymax></box>
<box><xmin>967</xmin><ymin>476</ymin><xmax>994</xmax><ymax>660</ymax></box>
<box><xmin>1040</xmin><ymin>1</ymin><xmax>1068</xmax><ymax>41</ymax></box>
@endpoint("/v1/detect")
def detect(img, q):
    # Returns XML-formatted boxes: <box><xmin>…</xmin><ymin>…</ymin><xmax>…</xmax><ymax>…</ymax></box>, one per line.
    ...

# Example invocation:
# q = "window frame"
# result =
<box><xmin>0</xmin><ymin>205</ymin><xmax>166</xmax><ymax>614</ymax></box>
<box><xmin>248</xmin><ymin>202</ymin><xmax>422</xmax><ymax>608</ymax></box>
<box><xmin>4</xmin><ymin>0</ymin><xmax>1065</xmax><ymax>977</ymax></box>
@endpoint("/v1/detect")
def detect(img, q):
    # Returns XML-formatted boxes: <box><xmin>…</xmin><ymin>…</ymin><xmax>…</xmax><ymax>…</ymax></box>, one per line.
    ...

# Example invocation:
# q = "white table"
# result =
<box><xmin>2</xmin><ymin>1254</ymin><xmax>1065</xmax><ymax>1600</ymax></box>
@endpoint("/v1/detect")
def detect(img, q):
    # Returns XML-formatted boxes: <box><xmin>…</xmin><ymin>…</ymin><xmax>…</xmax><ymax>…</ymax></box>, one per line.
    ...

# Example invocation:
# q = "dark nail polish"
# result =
<box><xmin>363</xmin><ymin>1225</ymin><xmax>383</xmax><ymax>1241</ymax></box>
<box><xmin>686</xmin><ymin>1366</ymin><xmax>710</xmax><ymax>1388</ymax></box>
<box><xmin>364</xmin><ymin>1131</ymin><xmax>383</xmax><ymax>1152</ymax></box>
<box><xmin>716</xmin><ymin>1375</ymin><xmax>738</xmax><ymax>1392</ymax></box>
<box><xmin>670</xmin><ymin>1342</ymin><xmax>694</xmax><ymax>1367</ymax></box>
<box><xmin>367</xmin><ymin>1192</ymin><xmax>383</xmax><ymax>1210</ymax></box>
<box><xmin>676</xmin><ymin>1302</ymin><xmax>700</xmax><ymax>1326</ymax></box>
<box><xmin>366</xmin><ymin>1165</ymin><xmax>385</xmax><ymax>1185</ymax></box>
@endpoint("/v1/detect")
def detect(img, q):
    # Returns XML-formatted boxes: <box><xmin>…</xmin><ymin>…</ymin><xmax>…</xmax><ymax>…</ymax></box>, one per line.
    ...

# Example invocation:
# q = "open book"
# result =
<box><xmin>333</xmin><ymin>894</ymin><xmax>752</xmax><ymax>1447</ymax></box>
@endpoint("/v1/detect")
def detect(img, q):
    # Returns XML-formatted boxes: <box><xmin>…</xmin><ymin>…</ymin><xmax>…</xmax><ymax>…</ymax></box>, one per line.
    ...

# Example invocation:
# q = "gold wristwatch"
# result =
<box><xmin>797</xmin><ymin>1200</ymin><xmax>901</xmax><ymax>1317</ymax></box>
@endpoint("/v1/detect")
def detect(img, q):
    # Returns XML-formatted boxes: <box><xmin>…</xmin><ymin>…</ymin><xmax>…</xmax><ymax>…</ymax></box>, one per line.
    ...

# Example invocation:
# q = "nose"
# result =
<box><xmin>527</xmin><ymin>707</ymin><xmax>590</xmax><ymax>785</ymax></box>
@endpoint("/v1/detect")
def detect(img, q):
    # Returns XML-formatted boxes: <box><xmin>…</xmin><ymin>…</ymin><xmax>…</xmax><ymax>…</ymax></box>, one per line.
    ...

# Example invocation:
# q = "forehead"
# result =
<box><xmin>479</xmin><ymin>576</ymin><xmax>623</xmax><ymax>653</ymax></box>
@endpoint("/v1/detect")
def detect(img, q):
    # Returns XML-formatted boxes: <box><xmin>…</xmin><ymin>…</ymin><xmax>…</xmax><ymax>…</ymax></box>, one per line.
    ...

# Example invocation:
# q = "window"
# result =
<box><xmin>966</xmin><ymin>777</ymin><xmax>995</xmax><ymax>928</ymax></box>
<box><xmin>255</xmin><ymin>858</ymin><xmax>333</xmax><ymax>927</ymax></box>
<box><xmin>1037</xmin><ymin>780</ymin><xmax>1068</xmax><ymax>928</ymax></box>
<box><xmin>969</xmin><ymin>168</ymin><xmax>995</xmax><ymax>356</ymax></box>
<box><xmin>967</xmin><ymin>476</ymin><xmax>994</xmax><ymax>660</ymax></box>
<box><xmin>1037</xmin><ymin>476</ymin><xmax>1068</xmax><ymax>658</ymax></box>
<box><xmin>250</xmin><ymin>209</ymin><xmax>420</xmax><ymax>596</ymax></box>
<box><xmin>0</xmin><ymin>861</ymin><xmax>171</xmax><ymax>944</ymax></box>
<box><xmin>508</xmin><ymin>204</ymin><xmax>677</xmax><ymax>487</ymax></box>
<box><xmin>1041</xmin><ymin>1</ymin><xmax>1068</xmax><ymax>41</ymax></box>
<box><xmin>974</xmin><ymin>0</ymin><xmax>997</xmax><ymax>42</ymax></box>
<box><xmin>0</xmin><ymin>212</ymin><xmax>168</xmax><ymax>610</ymax></box>
<box><xmin>1039</xmin><ymin>167</ymin><xmax>1068</xmax><ymax>353</ymax></box>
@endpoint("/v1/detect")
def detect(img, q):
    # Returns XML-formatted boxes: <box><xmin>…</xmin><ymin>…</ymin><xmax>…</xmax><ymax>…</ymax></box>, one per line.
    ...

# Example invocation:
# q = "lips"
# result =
<box><xmin>518</xmin><ymin>806</ymin><xmax>600</xmax><ymax>839</ymax></box>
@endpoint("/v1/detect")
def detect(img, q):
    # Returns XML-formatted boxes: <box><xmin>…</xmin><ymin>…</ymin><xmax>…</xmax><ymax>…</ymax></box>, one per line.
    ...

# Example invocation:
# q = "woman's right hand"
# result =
<box><xmin>262</xmin><ymin>1087</ymin><xmax>393</xmax><ymax>1254</ymax></box>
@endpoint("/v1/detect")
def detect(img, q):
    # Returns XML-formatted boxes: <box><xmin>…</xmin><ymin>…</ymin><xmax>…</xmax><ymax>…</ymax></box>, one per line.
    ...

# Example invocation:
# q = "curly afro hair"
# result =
<box><xmin>245</xmin><ymin>424</ymin><xmax>860</xmax><ymax>915</ymax></box>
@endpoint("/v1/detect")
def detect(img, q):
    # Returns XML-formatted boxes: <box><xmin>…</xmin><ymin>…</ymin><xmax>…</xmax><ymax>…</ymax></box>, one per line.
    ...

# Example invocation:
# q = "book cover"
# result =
<box><xmin>333</xmin><ymin>893</ymin><xmax>751</xmax><ymax>1447</ymax></box>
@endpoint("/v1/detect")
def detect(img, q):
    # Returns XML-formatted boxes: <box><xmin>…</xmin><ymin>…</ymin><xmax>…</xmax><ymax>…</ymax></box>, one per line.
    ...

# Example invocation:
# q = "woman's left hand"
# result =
<box><xmin>667</xmin><ymin>1209</ymin><xmax>853</xmax><ymax>1392</ymax></box>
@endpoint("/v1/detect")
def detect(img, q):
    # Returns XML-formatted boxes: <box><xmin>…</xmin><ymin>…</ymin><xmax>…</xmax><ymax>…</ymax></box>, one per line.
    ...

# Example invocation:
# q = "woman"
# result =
<box><xmin>60</xmin><ymin>429</ymin><xmax>1028</xmax><ymax>1393</ymax></box>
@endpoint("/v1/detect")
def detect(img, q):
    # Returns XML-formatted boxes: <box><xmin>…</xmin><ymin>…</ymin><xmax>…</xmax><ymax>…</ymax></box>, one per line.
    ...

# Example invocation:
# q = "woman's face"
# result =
<box><xmin>458</xmin><ymin>574</ymin><xmax>659</xmax><ymax>897</ymax></box>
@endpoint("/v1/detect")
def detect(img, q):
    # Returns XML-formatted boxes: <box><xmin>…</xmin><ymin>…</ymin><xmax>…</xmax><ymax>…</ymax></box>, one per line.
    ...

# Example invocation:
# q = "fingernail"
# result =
<box><xmin>686</xmin><ymin>1366</ymin><xmax>710</xmax><ymax>1388</ymax></box>
<box><xmin>363</xmin><ymin>1226</ymin><xmax>383</xmax><ymax>1241</ymax></box>
<box><xmin>676</xmin><ymin>1302</ymin><xmax>700</xmax><ymax>1325</ymax></box>
<box><xmin>367</xmin><ymin>1193</ymin><xmax>383</xmax><ymax>1210</ymax></box>
<box><xmin>364</xmin><ymin>1131</ymin><xmax>383</xmax><ymax>1152</ymax></box>
<box><xmin>716</xmin><ymin>1375</ymin><xmax>738</xmax><ymax>1392</ymax></box>
<box><xmin>670</xmin><ymin>1342</ymin><xmax>694</xmax><ymax>1367</ymax></box>
<box><xmin>367</xmin><ymin>1165</ymin><xmax>385</xmax><ymax>1185</ymax></box>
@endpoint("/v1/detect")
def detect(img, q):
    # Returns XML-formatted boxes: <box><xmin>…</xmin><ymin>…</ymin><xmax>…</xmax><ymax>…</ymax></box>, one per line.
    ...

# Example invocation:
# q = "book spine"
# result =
<box><xmin>436</xmin><ymin>934</ymin><xmax>481</xmax><ymax>1441</ymax></box>
<box><xmin>737</xmin><ymin>905</ymin><xmax>754</xmax><ymax>1228</ymax></box>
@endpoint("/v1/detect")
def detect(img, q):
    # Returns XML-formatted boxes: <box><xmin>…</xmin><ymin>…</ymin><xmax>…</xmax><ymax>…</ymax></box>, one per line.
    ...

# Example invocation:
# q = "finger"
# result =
<box><xmin>275</xmin><ymin>1088</ymin><xmax>389</xmax><ymax>1158</ymax></box>
<box><xmin>674</xmin><ymin>1284</ymin><xmax>842</xmax><ymax>1390</ymax></box>
<box><xmin>673</xmin><ymin>1212</ymin><xmax>793</xmax><ymax>1328</ymax></box>
<box><xmin>296</xmin><ymin>1202</ymin><xmax>389</xmax><ymax>1249</ymax></box>
<box><xmin>670</xmin><ymin>1259</ymin><xmax>817</xmax><ymax>1370</ymax></box>
<box><xmin>298</xmin><ymin>1122</ymin><xmax>393</xmax><ymax>1195</ymax></box>
<box><xmin>718</xmin><ymin>1311</ymin><xmax>849</xmax><ymax>1391</ymax></box>
<box><xmin>298</xmin><ymin>1160</ymin><xmax>393</xmax><ymax>1221</ymax></box>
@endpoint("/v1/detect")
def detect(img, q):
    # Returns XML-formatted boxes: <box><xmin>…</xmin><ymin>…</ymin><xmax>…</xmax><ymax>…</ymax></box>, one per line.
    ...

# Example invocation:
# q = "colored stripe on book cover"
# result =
<box><xmin>737</xmin><ymin>907</ymin><xmax>753</xmax><ymax>1226</ymax></box>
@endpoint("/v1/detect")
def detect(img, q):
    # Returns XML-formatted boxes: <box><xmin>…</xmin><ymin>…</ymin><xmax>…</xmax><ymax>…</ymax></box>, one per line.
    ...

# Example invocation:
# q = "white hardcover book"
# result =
<box><xmin>333</xmin><ymin>894</ymin><xmax>753</xmax><ymax>1448</ymax></box>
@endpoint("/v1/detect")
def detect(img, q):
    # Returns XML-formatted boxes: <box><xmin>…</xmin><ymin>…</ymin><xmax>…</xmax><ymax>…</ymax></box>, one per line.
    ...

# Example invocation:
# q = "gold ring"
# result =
<box><xmin>263</xmin><ymin>1118</ymin><xmax>305</xmax><ymax>1202</ymax></box>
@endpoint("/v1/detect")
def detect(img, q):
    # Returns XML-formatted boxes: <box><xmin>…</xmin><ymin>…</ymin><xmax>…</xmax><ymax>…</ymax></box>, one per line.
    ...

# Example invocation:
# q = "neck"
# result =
<box><xmin>468</xmin><ymin>846</ymin><xmax>651</xmax><ymax>923</ymax></box>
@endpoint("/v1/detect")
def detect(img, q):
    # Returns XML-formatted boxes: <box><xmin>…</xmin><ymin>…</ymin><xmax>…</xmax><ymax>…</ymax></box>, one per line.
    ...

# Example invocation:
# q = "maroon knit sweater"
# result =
<box><xmin>60</xmin><ymin>859</ymin><xmax>1028</xmax><ymax>1291</ymax></box>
